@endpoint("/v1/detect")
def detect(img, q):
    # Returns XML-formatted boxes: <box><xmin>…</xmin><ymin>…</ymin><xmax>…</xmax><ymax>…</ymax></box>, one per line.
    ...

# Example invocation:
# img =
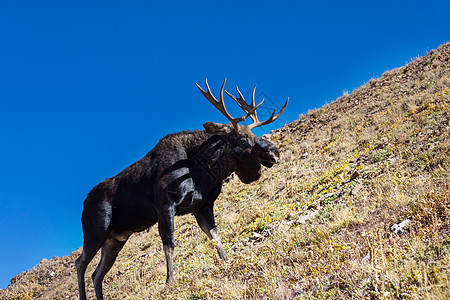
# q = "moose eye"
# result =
<box><xmin>238</xmin><ymin>136</ymin><xmax>253</xmax><ymax>148</ymax></box>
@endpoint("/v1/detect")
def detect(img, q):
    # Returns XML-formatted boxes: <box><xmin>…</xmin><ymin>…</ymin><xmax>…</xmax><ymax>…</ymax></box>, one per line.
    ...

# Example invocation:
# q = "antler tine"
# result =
<box><xmin>225</xmin><ymin>84</ymin><xmax>264</xmax><ymax>123</ymax></box>
<box><xmin>196</xmin><ymin>78</ymin><xmax>232</xmax><ymax>122</ymax></box>
<box><xmin>250</xmin><ymin>84</ymin><xmax>258</xmax><ymax>121</ymax></box>
<box><xmin>247</xmin><ymin>97</ymin><xmax>289</xmax><ymax>130</ymax></box>
<box><xmin>251</xmin><ymin>84</ymin><xmax>256</xmax><ymax>107</ymax></box>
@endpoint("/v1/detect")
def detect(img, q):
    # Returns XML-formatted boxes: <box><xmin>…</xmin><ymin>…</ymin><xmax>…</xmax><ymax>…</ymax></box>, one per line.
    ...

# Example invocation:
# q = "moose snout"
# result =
<box><xmin>261</xmin><ymin>147</ymin><xmax>280</xmax><ymax>167</ymax></box>
<box><xmin>267</xmin><ymin>151</ymin><xmax>280</xmax><ymax>164</ymax></box>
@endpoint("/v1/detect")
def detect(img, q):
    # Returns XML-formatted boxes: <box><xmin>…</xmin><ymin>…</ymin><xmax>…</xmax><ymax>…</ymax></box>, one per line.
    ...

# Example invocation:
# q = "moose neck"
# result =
<box><xmin>189</xmin><ymin>134</ymin><xmax>236</xmax><ymax>189</ymax></box>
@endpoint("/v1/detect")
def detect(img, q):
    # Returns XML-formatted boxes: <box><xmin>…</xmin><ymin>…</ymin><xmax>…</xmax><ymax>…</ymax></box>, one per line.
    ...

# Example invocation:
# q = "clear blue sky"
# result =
<box><xmin>0</xmin><ymin>0</ymin><xmax>448</xmax><ymax>289</ymax></box>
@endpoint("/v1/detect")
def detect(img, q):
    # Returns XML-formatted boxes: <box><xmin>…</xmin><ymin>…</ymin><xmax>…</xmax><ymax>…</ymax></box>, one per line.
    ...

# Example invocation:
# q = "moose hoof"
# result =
<box><xmin>218</xmin><ymin>250</ymin><xmax>229</xmax><ymax>261</ymax></box>
<box><xmin>165</xmin><ymin>276</ymin><xmax>174</xmax><ymax>285</ymax></box>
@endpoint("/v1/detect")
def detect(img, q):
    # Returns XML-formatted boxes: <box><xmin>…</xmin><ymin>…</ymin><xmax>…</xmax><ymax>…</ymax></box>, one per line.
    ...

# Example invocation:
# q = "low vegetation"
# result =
<box><xmin>1</xmin><ymin>42</ymin><xmax>449</xmax><ymax>299</ymax></box>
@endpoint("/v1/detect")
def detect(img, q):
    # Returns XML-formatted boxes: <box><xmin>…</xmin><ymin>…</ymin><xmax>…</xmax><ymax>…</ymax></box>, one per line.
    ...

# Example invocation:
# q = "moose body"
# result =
<box><xmin>76</xmin><ymin>79</ymin><xmax>288</xmax><ymax>300</ymax></box>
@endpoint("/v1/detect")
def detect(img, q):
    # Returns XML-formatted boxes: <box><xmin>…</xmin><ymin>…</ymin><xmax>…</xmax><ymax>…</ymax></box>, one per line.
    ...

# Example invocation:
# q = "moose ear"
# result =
<box><xmin>203</xmin><ymin>122</ymin><xmax>234</xmax><ymax>135</ymax></box>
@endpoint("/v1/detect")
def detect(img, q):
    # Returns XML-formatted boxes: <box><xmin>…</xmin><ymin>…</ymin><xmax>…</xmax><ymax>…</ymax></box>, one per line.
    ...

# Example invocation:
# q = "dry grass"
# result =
<box><xmin>1</xmin><ymin>42</ymin><xmax>450</xmax><ymax>300</ymax></box>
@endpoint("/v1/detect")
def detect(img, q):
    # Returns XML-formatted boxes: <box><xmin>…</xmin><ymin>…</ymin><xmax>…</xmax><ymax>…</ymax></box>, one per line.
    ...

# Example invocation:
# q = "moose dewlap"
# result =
<box><xmin>75</xmin><ymin>79</ymin><xmax>288</xmax><ymax>300</ymax></box>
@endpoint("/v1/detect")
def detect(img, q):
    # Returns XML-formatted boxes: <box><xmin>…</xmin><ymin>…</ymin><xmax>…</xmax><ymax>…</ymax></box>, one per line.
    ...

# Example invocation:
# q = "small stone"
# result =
<box><xmin>297</xmin><ymin>210</ymin><xmax>320</xmax><ymax>224</ymax></box>
<box><xmin>323</xmin><ymin>193</ymin><xmax>334</xmax><ymax>199</ymax></box>
<box><xmin>390</xmin><ymin>219</ymin><xmax>411</xmax><ymax>235</ymax></box>
<box><xmin>361</xmin><ymin>253</ymin><xmax>371</xmax><ymax>264</ymax></box>
<box><xmin>351</xmin><ymin>183</ymin><xmax>363</xmax><ymax>196</ymax></box>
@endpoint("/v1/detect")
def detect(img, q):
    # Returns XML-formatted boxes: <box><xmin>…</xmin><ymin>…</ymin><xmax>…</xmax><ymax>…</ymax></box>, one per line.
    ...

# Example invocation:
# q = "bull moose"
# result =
<box><xmin>75</xmin><ymin>79</ymin><xmax>288</xmax><ymax>299</ymax></box>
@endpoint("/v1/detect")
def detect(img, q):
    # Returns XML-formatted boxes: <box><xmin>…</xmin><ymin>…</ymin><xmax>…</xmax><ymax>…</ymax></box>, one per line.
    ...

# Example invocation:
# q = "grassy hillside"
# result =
<box><xmin>2</xmin><ymin>42</ymin><xmax>449</xmax><ymax>300</ymax></box>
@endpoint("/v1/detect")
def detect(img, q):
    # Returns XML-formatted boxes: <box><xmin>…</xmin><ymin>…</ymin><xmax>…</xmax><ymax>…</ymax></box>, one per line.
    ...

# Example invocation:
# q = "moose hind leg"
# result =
<box><xmin>92</xmin><ymin>232</ymin><xmax>130</xmax><ymax>300</ymax></box>
<box><xmin>75</xmin><ymin>240</ymin><xmax>103</xmax><ymax>300</ymax></box>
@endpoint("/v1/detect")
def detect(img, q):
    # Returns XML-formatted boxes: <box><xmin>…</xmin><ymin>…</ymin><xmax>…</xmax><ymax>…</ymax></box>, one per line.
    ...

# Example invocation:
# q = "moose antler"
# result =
<box><xmin>225</xmin><ymin>84</ymin><xmax>260</xmax><ymax>123</ymax></box>
<box><xmin>196</xmin><ymin>78</ymin><xmax>288</xmax><ymax>131</ymax></box>
<box><xmin>196</xmin><ymin>78</ymin><xmax>261</xmax><ymax>132</ymax></box>
<box><xmin>225</xmin><ymin>84</ymin><xmax>289</xmax><ymax>130</ymax></box>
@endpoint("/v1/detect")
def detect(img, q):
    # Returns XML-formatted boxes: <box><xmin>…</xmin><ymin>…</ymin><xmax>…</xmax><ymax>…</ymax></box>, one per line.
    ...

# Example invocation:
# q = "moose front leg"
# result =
<box><xmin>158</xmin><ymin>207</ymin><xmax>176</xmax><ymax>283</ymax></box>
<box><xmin>194</xmin><ymin>205</ymin><xmax>229</xmax><ymax>261</ymax></box>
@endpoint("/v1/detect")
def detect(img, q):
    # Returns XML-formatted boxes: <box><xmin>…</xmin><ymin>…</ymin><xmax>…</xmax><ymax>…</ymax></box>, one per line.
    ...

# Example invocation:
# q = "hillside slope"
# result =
<box><xmin>1</xmin><ymin>42</ymin><xmax>449</xmax><ymax>299</ymax></box>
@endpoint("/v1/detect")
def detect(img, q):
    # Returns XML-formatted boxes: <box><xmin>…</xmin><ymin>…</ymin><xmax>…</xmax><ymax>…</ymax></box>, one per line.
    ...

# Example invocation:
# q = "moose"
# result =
<box><xmin>75</xmin><ymin>79</ymin><xmax>288</xmax><ymax>300</ymax></box>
